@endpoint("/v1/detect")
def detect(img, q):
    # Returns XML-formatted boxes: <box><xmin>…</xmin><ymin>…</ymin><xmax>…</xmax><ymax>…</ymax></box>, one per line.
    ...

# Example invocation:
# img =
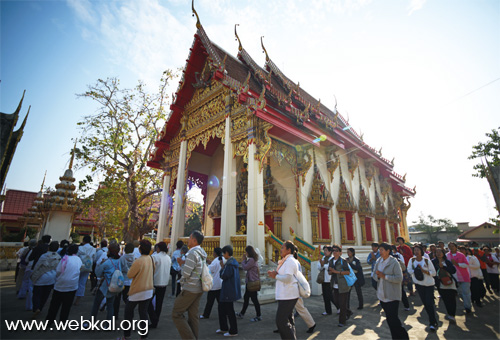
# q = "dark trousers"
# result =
<box><xmin>371</xmin><ymin>278</ymin><xmax>378</xmax><ymax>290</ymax></box>
<box><xmin>91</xmin><ymin>289</ymin><xmax>116</xmax><ymax>320</ymax></box>
<box><xmin>415</xmin><ymin>284</ymin><xmax>437</xmax><ymax>326</ymax></box>
<box><xmin>438</xmin><ymin>288</ymin><xmax>456</xmax><ymax>317</ymax></box>
<box><xmin>113</xmin><ymin>285</ymin><xmax>130</xmax><ymax>318</ymax></box>
<box><xmin>148</xmin><ymin>286</ymin><xmax>167</xmax><ymax>326</ymax></box>
<box><xmin>45</xmin><ymin>290</ymin><xmax>76</xmax><ymax>323</ymax></box>
<box><xmin>124</xmin><ymin>299</ymin><xmax>150</xmax><ymax>339</ymax></box>
<box><xmin>202</xmin><ymin>289</ymin><xmax>220</xmax><ymax>318</ymax></box>
<box><xmin>380</xmin><ymin>300</ymin><xmax>409</xmax><ymax>340</ymax></box>
<box><xmin>482</xmin><ymin>268</ymin><xmax>491</xmax><ymax>290</ymax></box>
<box><xmin>218</xmin><ymin>301</ymin><xmax>238</xmax><ymax>335</ymax></box>
<box><xmin>321</xmin><ymin>282</ymin><xmax>335</xmax><ymax>313</ymax></box>
<box><xmin>489</xmin><ymin>273</ymin><xmax>499</xmax><ymax>292</ymax></box>
<box><xmin>332</xmin><ymin>288</ymin><xmax>351</xmax><ymax>324</ymax></box>
<box><xmin>32</xmin><ymin>284</ymin><xmax>53</xmax><ymax>312</ymax></box>
<box><xmin>348</xmin><ymin>281</ymin><xmax>364</xmax><ymax>309</ymax></box>
<box><xmin>240</xmin><ymin>286</ymin><xmax>261</xmax><ymax>317</ymax></box>
<box><xmin>470</xmin><ymin>277</ymin><xmax>486</xmax><ymax>303</ymax></box>
<box><xmin>401</xmin><ymin>286</ymin><xmax>409</xmax><ymax>309</ymax></box>
<box><xmin>276</xmin><ymin>299</ymin><xmax>297</xmax><ymax>340</ymax></box>
<box><xmin>171</xmin><ymin>270</ymin><xmax>180</xmax><ymax>295</ymax></box>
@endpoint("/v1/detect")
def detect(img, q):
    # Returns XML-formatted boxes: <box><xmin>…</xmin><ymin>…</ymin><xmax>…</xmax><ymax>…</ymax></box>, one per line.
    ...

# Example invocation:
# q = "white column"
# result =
<box><xmin>332</xmin><ymin>208</ymin><xmax>341</xmax><ymax>245</ymax></box>
<box><xmin>354</xmin><ymin>212</ymin><xmax>362</xmax><ymax>246</ymax></box>
<box><xmin>156</xmin><ymin>171</ymin><xmax>171</xmax><ymax>242</ymax></box>
<box><xmin>246</xmin><ymin>142</ymin><xmax>265</xmax><ymax>252</ymax></box>
<box><xmin>220</xmin><ymin>116</ymin><xmax>237</xmax><ymax>246</ymax></box>
<box><xmin>170</xmin><ymin>140</ymin><xmax>188</xmax><ymax>254</ymax></box>
<box><xmin>372</xmin><ymin>217</ymin><xmax>379</xmax><ymax>242</ymax></box>
<box><xmin>385</xmin><ymin>220</ymin><xmax>392</xmax><ymax>244</ymax></box>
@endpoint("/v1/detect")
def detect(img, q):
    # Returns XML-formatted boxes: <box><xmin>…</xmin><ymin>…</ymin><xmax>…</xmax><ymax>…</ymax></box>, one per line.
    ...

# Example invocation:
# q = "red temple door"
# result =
<box><xmin>265</xmin><ymin>214</ymin><xmax>274</xmax><ymax>234</ymax></box>
<box><xmin>319</xmin><ymin>208</ymin><xmax>330</xmax><ymax>239</ymax></box>
<box><xmin>365</xmin><ymin>217</ymin><xmax>373</xmax><ymax>242</ymax></box>
<box><xmin>380</xmin><ymin>219</ymin><xmax>387</xmax><ymax>242</ymax></box>
<box><xmin>213</xmin><ymin>218</ymin><xmax>221</xmax><ymax>236</ymax></box>
<box><xmin>345</xmin><ymin>211</ymin><xmax>355</xmax><ymax>242</ymax></box>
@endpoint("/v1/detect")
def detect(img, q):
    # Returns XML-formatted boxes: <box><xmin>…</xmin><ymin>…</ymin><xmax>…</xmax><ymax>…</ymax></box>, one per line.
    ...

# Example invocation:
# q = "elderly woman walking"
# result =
<box><xmin>268</xmin><ymin>241</ymin><xmax>300</xmax><ymax>340</ymax></box>
<box><xmin>372</xmin><ymin>243</ymin><xmax>409</xmax><ymax>340</ymax></box>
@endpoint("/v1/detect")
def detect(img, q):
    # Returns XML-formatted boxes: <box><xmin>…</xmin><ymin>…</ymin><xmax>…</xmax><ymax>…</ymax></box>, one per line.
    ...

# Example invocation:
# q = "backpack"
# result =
<box><xmin>196</xmin><ymin>250</ymin><xmax>213</xmax><ymax>292</ymax></box>
<box><xmin>106</xmin><ymin>260</ymin><xmax>124</xmax><ymax>294</ymax></box>
<box><xmin>79</xmin><ymin>248</ymin><xmax>93</xmax><ymax>272</ymax></box>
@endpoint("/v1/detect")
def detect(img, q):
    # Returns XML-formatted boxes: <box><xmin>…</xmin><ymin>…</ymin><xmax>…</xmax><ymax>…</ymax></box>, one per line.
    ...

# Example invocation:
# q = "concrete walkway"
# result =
<box><xmin>1</xmin><ymin>270</ymin><xmax>498</xmax><ymax>340</ymax></box>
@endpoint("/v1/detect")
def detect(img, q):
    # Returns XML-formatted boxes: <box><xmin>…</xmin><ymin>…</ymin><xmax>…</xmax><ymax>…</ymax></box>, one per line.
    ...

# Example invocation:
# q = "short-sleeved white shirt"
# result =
<box><xmin>275</xmin><ymin>257</ymin><xmax>300</xmax><ymax>300</ymax></box>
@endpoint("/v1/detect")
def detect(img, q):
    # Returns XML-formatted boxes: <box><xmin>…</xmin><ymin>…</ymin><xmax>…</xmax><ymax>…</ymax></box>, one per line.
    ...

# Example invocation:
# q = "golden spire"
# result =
<box><xmin>192</xmin><ymin>0</ymin><xmax>201</xmax><ymax>29</ymax></box>
<box><xmin>261</xmin><ymin>36</ymin><xmax>269</xmax><ymax>62</ymax></box>
<box><xmin>69</xmin><ymin>139</ymin><xmax>77</xmax><ymax>170</ymax></box>
<box><xmin>40</xmin><ymin>171</ymin><xmax>47</xmax><ymax>192</ymax></box>
<box><xmin>235</xmin><ymin>24</ymin><xmax>243</xmax><ymax>51</ymax></box>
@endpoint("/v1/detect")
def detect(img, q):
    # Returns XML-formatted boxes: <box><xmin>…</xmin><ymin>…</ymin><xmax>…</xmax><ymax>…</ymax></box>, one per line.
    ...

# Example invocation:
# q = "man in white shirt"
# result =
<box><xmin>74</xmin><ymin>235</ymin><xmax>96</xmax><ymax>305</ymax></box>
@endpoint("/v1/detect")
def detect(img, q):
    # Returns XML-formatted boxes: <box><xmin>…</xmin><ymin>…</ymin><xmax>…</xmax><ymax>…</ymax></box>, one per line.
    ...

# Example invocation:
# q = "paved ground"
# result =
<box><xmin>1</xmin><ymin>270</ymin><xmax>499</xmax><ymax>340</ymax></box>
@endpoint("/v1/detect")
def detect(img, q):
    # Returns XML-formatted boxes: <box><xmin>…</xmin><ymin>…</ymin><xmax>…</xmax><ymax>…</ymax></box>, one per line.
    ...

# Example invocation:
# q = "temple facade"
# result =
<box><xmin>147</xmin><ymin>9</ymin><xmax>415</xmax><ymax>274</ymax></box>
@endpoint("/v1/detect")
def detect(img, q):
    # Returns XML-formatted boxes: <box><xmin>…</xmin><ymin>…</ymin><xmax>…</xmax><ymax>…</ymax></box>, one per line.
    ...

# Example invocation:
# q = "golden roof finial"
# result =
<box><xmin>40</xmin><ymin>170</ymin><xmax>47</xmax><ymax>192</ymax></box>
<box><xmin>192</xmin><ymin>0</ymin><xmax>201</xmax><ymax>29</ymax></box>
<box><xmin>261</xmin><ymin>36</ymin><xmax>269</xmax><ymax>62</ymax></box>
<box><xmin>69</xmin><ymin>139</ymin><xmax>77</xmax><ymax>170</ymax></box>
<box><xmin>234</xmin><ymin>24</ymin><xmax>242</xmax><ymax>51</ymax></box>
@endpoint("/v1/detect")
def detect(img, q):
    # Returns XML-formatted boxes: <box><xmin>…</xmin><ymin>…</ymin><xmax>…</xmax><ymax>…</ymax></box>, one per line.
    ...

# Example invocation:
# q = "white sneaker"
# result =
<box><xmin>224</xmin><ymin>333</ymin><xmax>238</xmax><ymax>337</ymax></box>
<box><xmin>216</xmin><ymin>329</ymin><xmax>225</xmax><ymax>334</ymax></box>
<box><xmin>337</xmin><ymin>309</ymin><xmax>340</xmax><ymax>314</ymax></box>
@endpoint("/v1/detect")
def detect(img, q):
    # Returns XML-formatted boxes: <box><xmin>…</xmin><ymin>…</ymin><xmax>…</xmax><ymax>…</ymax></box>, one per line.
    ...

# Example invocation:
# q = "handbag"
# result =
<box><xmin>316</xmin><ymin>268</ymin><xmax>325</xmax><ymax>284</ymax></box>
<box><xmin>247</xmin><ymin>280</ymin><xmax>261</xmax><ymax>292</ymax></box>
<box><xmin>341</xmin><ymin>259</ymin><xmax>357</xmax><ymax>287</ymax></box>
<box><xmin>293</xmin><ymin>271</ymin><xmax>311</xmax><ymax>298</ymax></box>
<box><xmin>438</xmin><ymin>268</ymin><xmax>452</xmax><ymax>286</ymax></box>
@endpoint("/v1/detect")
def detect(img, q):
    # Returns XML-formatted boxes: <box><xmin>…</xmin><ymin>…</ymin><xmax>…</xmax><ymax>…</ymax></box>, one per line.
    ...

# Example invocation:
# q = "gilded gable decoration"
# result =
<box><xmin>365</xmin><ymin>160</ymin><xmax>375</xmax><ymax>187</ymax></box>
<box><xmin>336</xmin><ymin>166</ymin><xmax>356</xmax><ymax>212</ymax></box>
<box><xmin>296</xmin><ymin>145</ymin><xmax>312</xmax><ymax>186</ymax></box>
<box><xmin>325</xmin><ymin>146</ymin><xmax>340</xmax><ymax>182</ymax></box>
<box><xmin>374</xmin><ymin>191</ymin><xmax>386</xmax><ymax>219</ymax></box>
<box><xmin>234</xmin><ymin>139</ymin><xmax>249</xmax><ymax>164</ymax></box>
<box><xmin>347</xmin><ymin>150</ymin><xmax>359</xmax><ymax>179</ymax></box>
<box><xmin>308</xmin><ymin>152</ymin><xmax>334</xmax><ymax>243</ymax></box>
<box><xmin>380</xmin><ymin>175</ymin><xmax>391</xmax><ymax>200</ymax></box>
<box><xmin>358</xmin><ymin>186</ymin><xmax>373</xmax><ymax>217</ymax></box>
<box><xmin>254</xmin><ymin>119</ymin><xmax>273</xmax><ymax>173</ymax></box>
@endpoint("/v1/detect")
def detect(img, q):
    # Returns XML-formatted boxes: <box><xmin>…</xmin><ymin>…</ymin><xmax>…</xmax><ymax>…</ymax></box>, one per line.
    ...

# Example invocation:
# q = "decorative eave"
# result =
<box><xmin>336</xmin><ymin>167</ymin><xmax>356</xmax><ymax>212</ymax></box>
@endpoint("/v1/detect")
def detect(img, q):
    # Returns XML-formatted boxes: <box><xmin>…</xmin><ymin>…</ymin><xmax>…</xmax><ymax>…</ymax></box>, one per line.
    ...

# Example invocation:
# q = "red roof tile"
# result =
<box><xmin>1</xmin><ymin>189</ymin><xmax>37</xmax><ymax>215</ymax></box>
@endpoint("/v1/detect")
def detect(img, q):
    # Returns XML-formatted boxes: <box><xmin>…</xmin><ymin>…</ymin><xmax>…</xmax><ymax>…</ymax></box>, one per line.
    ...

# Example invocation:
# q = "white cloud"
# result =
<box><xmin>407</xmin><ymin>0</ymin><xmax>427</xmax><ymax>15</ymax></box>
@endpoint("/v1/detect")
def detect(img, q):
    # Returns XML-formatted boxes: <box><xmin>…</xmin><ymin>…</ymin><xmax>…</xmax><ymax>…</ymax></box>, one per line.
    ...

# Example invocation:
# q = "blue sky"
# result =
<box><xmin>1</xmin><ymin>0</ymin><xmax>499</xmax><ymax>227</ymax></box>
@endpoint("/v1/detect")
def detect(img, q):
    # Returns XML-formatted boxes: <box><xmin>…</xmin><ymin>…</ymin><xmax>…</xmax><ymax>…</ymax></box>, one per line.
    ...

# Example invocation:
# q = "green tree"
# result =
<box><xmin>75</xmin><ymin>72</ymin><xmax>174</xmax><ymax>241</ymax></box>
<box><xmin>468</xmin><ymin>127</ymin><xmax>500</xmax><ymax>178</ymax></box>
<box><xmin>184</xmin><ymin>201</ymin><xmax>203</xmax><ymax>237</ymax></box>
<box><xmin>412</xmin><ymin>214</ymin><xmax>459</xmax><ymax>244</ymax></box>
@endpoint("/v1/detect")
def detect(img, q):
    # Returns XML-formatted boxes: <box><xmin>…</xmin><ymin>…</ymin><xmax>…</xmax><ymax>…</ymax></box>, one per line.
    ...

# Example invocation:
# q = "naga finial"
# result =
<box><xmin>192</xmin><ymin>0</ymin><xmax>201</xmax><ymax>29</ymax></box>
<box><xmin>234</xmin><ymin>24</ymin><xmax>242</xmax><ymax>51</ymax></box>
<box><xmin>391</xmin><ymin>157</ymin><xmax>395</xmax><ymax>165</ymax></box>
<box><xmin>333</xmin><ymin>94</ymin><xmax>338</xmax><ymax>114</ymax></box>
<box><xmin>261</xmin><ymin>36</ymin><xmax>269</xmax><ymax>62</ymax></box>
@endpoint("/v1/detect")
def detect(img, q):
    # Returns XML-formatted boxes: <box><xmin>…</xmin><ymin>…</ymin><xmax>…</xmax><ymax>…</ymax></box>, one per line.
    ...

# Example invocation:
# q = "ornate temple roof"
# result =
<box><xmin>148</xmin><ymin>4</ymin><xmax>415</xmax><ymax>198</ymax></box>
<box><xmin>0</xmin><ymin>91</ymin><xmax>30</xmax><ymax>192</ymax></box>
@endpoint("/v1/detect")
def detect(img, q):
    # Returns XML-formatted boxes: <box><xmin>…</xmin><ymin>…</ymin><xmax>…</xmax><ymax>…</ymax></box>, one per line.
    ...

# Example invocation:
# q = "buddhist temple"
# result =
<box><xmin>147</xmin><ymin>3</ymin><xmax>416</xmax><ymax>275</ymax></box>
<box><xmin>0</xmin><ymin>91</ymin><xmax>30</xmax><ymax>200</ymax></box>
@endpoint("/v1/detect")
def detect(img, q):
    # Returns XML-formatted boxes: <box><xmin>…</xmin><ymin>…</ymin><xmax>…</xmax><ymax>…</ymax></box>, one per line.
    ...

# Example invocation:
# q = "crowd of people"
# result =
<box><xmin>13</xmin><ymin>231</ymin><xmax>500</xmax><ymax>340</ymax></box>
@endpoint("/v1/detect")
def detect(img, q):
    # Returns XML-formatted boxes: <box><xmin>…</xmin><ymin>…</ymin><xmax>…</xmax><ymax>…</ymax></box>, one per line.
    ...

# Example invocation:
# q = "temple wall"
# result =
<box><xmin>269</xmin><ymin>156</ymin><xmax>297</xmax><ymax>241</ymax></box>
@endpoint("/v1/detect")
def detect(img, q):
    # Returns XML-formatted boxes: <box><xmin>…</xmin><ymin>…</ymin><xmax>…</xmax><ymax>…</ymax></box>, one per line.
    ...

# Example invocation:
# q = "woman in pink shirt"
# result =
<box><xmin>446</xmin><ymin>242</ymin><xmax>472</xmax><ymax>313</ymax></box>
